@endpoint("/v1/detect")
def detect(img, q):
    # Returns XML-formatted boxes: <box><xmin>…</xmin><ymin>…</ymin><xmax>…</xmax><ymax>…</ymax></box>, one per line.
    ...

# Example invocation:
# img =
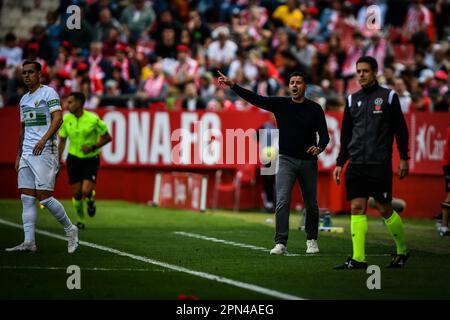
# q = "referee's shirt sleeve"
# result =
<box><xmin>390</xmin><ymin>92</ymin><xmax>409</xmax><ymax>160</ymax></box>
<box><xmin>96</xmin><ymin>118</ymin><xmax>109</xmax><ymax>136</ymax></box>
<box><xmin>59</xmin><ymin>114</ymin><xmax>68</xmax><ymax>138</ymax></box>
<box><xmin>336</xmin><ymin>98</ymin><xmax>353</xmax><ymax>167</ymax></box>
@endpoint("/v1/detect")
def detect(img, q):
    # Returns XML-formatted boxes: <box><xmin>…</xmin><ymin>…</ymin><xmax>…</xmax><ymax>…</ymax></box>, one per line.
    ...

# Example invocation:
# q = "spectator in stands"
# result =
<box><xmin>110</xmin><ymin>43</ymin><xmax>137</xmax><ymax>92</ymax></box>
<box><xmin>300</xmin><ymin>6</ymin><xmax>320</xmax><ymax>41</ymax></box>
<box><xmin>432</xmin><ymin>70</ymin><xmax>449</xmax><ymax>111</ymax></box>
<box><xmin>102</xmin><ymin>26</ymin><xmax>121</xmax><ymax>59</ymax></box>
<box><xmin>240</xmin><ymin>3</ymin><xmax>272</xmax><ymax>45</ymax></box>
<box><xmin>120</xmin><ymin>0</ymin><xmax>156</xmax><ymax>42</ymax></box>
<box><xmin>228</xmin><ymin>50</ymin><xmax>258</xmax><ymax>84</ymax></box>
<box><xmin>394</xmin><ymin>78</ymin><xmax>413</xmax><ymax>113</ymax></box>
<box><xmin>154</xmin><ymin>27</ymin><xmax>178</xmax><ymax>59</ymax></box>
<box><xmin>207</xmin><ymin>87</ymin><xmax>235</xmax><ymax>111</ymax></box>
<box><xmin>186</xmin><ymin>9</ymin><xmax>212</xmax><ymax>47</ymax></box>
<box><xmin>207</xmin><ymin>26</ymin><xmax>238</xmax><ymax>73</ymax></box>
<box><xmin>181</xmin><ymin>81</ymin><xmax>206</xmax><ymax>111</ymax></box>
<box><xmin>269</xmin><ymin>27</ymin><xmax>292</xmax><ymax>69</ymax></box>
<box><xmin>198</xmin><ymin>72</ymin><xmax>216</xmax><ymax>101</ymax></box>
<box><xmin>0</xmin><ymin>33</ymin><xmax>23</xmax><ymax>69</ymax></box>
<box><xmin>151</xmin><ymin>9</ymin><xmax>182</xmax><ymax>43</ymax></box>
<box><xmin>290</xmin><ymin>34</ymin><xmax>317</xmax><ymax>74</ymax></box>
<box><xmin>110</xmin><ymin>65</ymin><xmax>133</xmax><ymax>95</ymax></box>
<box><xmin>86</xmin><ymin>0</ymin><xmax>120</xmax><ymax>25</ymax></box>
<box><xmin>272</xmin><ymin>0</ymin><xmax>304</xmax><ymax>31</ymax></box>
<box><xmin>171</xmin><ymin>44</ymin><xmax>199</xmax><ymax>92</ymax></box>
<box><xmin>135</xmin><ymin>61</ymin><xmax>167</xmax><ymax>107</ymax></box>
<box><xmin>317</xmin><ymin>1</ymin><xmax>341</xmax><ymax>42</ymax></box>
<box><xmin>87</xmin><ymin>42</ymin><xmax>111</xmax><ymax>95</ymax></box>
<box><xmin>80</xmin><ymin>77</ymin><xmax>100</xmax><ymax>110</ymax></box>
<box><xmin>52</xmin><ymin>41</ymin><xmax>75</xmax><ymax>81</ymax></box>
<box><xmin>322</xmin><ymin>33</ymin><xmax>345</xmax><ymax>82</ymax></box>
<box><xmin>365</xmin><ymin>32</ymin><xmax>392</xmax><ymax>74</ymax></box>
<box><xmin>402</xmin><ymin>0</ymin><xmax>435</xmax><ymax>51</ymax></box>
<box><xmin>341</xmin><ymin>32</ymin><xmax>365</xmax><ymax>93</ymax></box>
<box><xmin>44</xmin><ymin>10</ymin><xmax>62</xmax><ymax>66</ymax></box>
<box><xmin>93</xmin><ymin>8</ymin><xmax>122</xmax><ymax>42</ymax></box>
<box><xmin>252</xmin><ymin>63</ymin><xmax>280</xmax><ymax>97</ymax></box>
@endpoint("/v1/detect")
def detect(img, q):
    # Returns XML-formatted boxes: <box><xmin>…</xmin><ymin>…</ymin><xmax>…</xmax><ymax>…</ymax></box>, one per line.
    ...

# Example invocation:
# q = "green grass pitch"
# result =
<box><xmin>1</xmin><ymin>199</ymin><xmax>450</xmax><ymax>300</ymax></box>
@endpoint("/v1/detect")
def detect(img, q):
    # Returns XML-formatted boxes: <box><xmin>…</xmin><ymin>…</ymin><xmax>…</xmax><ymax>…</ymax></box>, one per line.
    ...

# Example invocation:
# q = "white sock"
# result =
<box><xmin>21</xmin><ymin>194</ymin><xmax>37</xmax><ymax>243</ymax></box>
<box><xmin>40</xmin><ymin>197</ymin><xmax>74</xmax><ymax>232</ymax></box>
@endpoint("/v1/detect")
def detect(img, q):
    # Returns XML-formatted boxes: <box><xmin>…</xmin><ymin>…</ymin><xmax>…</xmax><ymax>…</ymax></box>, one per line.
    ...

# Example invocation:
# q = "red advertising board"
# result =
<box><xmin>0</xmin><ymin>108</ymin><xmax>447</xmax><ymax>218</ymax></box>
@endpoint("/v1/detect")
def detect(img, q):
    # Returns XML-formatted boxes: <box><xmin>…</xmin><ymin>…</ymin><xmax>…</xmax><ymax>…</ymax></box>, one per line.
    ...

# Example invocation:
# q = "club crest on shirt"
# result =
<box><xmin>357</xmin><ymin>101</ymin><xmax>362</xmax><ymax>107</ymax></box>
<box><xmin>374</xmin><ymin>98</ymin><xmax>383</xmax><ymax>105</ymax></box>
<box><xmin>373</xmin><ymin>98</ymin><xmax>383</xmax><ymax>114</ymax></box>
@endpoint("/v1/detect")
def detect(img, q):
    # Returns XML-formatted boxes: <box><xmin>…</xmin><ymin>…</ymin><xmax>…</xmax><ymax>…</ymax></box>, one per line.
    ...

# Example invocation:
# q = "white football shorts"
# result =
<box><xmin>18</xmin><ymin>154</ymin><xmax>59</xmax><ymax>191</ymax></box>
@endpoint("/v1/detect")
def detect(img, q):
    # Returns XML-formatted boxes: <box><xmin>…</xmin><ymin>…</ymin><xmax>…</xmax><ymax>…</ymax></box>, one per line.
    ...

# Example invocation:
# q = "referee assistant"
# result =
<box><xmin>58</xmin><ymin>92</ymin><xmax>112</xmax><ymax>230</ymax></box>
<box><xmin>218</xmin><ymin>70</ymin><xmax>329</xmax><ymax>255</ymax></box>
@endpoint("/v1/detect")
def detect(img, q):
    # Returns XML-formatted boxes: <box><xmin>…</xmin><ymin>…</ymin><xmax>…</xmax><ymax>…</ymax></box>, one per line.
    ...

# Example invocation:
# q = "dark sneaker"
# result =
<box><xmin>385</xmin><ymin>252</ymin><xmax>410</xmax><ymax>268</ymax></box>
<box><xmin>76</xmin><ymin>222</ymin><xmax>85</xmax><ymax>230</ymax></box>
<box><xmin>333</xmin><ymin>257</ymin><xmax>368</xmax><ymax>270</ymax></box>
<box><xmin>87</xmin><ymin>200</ymin><xmax>96</xmax><ymax>217</ymax></box>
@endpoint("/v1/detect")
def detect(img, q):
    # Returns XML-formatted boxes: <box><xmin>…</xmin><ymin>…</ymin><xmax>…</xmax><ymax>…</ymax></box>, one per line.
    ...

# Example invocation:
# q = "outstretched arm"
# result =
<box><xmin>217</xmin><ymin>70</ymin><xmax>274</xmax><ymax>112</ymax></box>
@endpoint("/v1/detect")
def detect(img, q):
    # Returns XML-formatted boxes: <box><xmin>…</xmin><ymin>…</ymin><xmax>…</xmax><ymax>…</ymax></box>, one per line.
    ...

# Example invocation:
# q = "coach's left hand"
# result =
<box><xmin>33</xmin><ymin>138</ymin><xmax>46</xmax><ymax>155</ymax></box>
<box><xmin>398</xmin><ymin>159</ymin><xmax>409</xmax><ymax>179</ymax></box>
<box><xmin>307</xmin><ymin>146</ymin><xmax>322</xmax><ymax>156</ymax></box>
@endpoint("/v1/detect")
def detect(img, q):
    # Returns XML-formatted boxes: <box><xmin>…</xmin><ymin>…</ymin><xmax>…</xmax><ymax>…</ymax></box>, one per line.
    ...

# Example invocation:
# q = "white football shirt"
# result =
<box><xmin>19</xmin><ymin>85</ymin><xmax>62</xmax><ymax>156</ymax></box>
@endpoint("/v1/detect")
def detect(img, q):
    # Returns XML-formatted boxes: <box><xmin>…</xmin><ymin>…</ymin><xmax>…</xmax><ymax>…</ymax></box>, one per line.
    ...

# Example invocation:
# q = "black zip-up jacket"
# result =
<box><xmin>231</xmin><ymin>84</ymin><xmax>329</xmax><ymax>160</ymax></box>
<box><xmin>336</xmin><ymin>82</ymin><xmax>409</xmax><ymax>166</ymax></box>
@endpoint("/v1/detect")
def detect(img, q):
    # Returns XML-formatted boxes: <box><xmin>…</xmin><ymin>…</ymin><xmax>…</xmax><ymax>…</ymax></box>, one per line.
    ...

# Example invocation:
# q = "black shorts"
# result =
<box><xmin>444</xmin><ymin>165</ymin><xmax>450</xmax><ymax>192</ymax></box>
<box><xmin>345</xmin><ymin>163</ymin><xmax>392</xmax><ymax>203</ymax></box>
<box><xmin>66</xmin><ymin>154</ymin><xmax>100</xmax><ymax>184</ymax></box>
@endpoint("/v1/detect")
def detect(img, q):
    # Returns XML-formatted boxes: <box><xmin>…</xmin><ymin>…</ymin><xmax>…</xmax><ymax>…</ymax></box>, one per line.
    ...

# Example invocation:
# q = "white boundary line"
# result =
<box><xmin>174</xmin><ymin>231</ymin><xmax>391</xmax><ymax>257</ymax></box>
<box><xmin>0</xmin><ymin>218</ymin><xmax>304</xmax><ymax>300</ymax></box>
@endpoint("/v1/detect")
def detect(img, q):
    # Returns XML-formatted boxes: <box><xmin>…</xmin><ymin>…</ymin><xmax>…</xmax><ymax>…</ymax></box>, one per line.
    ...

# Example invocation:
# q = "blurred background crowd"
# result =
<box><xmin>0</xmin><ymin>0</ymin><xmax>449</xmax><ymax>113</ymax></box>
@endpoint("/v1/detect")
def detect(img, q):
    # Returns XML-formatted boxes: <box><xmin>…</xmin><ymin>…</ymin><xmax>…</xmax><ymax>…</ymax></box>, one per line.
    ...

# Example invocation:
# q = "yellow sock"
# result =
<box><xmin>72</xmin><ymin>197</ymin><xmax>85</xmax><ymax>224</ymax></box>
<box><xmin>351</xmin><ymin>215</ymin><xmax>368</xmax><ymax>262</ymax></box>
<box><xmin>384</xmin><ymin>210</ymin><xmax>407</xmax><ymax>255</ymax></box>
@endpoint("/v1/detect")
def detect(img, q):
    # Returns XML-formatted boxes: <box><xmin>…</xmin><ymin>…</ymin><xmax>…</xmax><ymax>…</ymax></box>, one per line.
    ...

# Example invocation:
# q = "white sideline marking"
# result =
<box><xmin>0</xmin><ymin>266</ymin><xmax>163</xmax><ymax>272</ymax></box>
<box><xmin>174</xmin><ymin>231</ymin><xmax>391</xmax><ymax>257</ymax></box>
<box><xmin>0</xmin><ymin>218</ymin><xmax>303</xmax><ymax>300</ymax></box>
<box><xmin>174</xmin><ymin>231</ymin><xmax>297</xmax><ymax>256</ymax></box>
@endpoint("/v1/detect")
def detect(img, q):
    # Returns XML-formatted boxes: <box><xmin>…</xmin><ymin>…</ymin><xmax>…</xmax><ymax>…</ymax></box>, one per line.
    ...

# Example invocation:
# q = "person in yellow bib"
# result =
<box><xmin>58</xmin><ymin>92</ymin><xmax>112</xmax><ymax>230</ymax></box>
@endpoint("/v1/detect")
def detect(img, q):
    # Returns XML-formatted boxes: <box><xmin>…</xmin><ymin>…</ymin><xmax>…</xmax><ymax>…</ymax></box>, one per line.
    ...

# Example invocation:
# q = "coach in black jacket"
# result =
<box><xmin>333</xmin><ymin>56</ymin><xmax>410</xmax><ymax>270</ymax></box>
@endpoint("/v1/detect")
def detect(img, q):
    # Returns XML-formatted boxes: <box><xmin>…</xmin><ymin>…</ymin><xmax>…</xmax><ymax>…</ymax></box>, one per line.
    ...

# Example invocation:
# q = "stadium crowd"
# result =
<box><xmin>0</xmin><ymin>0</ymin><xmax>449</xmax><ymax>113</ymax></box>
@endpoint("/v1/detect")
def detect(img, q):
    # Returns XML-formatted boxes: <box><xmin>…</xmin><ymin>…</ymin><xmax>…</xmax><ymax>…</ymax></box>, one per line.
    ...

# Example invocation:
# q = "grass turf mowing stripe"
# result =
<box><xmin>0</xmin><ymin>218</ymin><xmax>304</xmax><ymax>300</ymax></box>
<box><xmin>174</xmin><ymin>231</ymin><xmax>391</xmax><ymax>257</ymax></box>
<box><xmin>0</xmin><ymin>266</ymin><xmax>167</xmax><ymax>272</ymax></box>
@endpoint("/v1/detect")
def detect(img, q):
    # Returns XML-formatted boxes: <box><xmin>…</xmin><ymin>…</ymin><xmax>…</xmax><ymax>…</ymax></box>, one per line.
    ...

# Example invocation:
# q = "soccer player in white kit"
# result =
<box><xmin>5</xmin><ymin>60</ymin><xmax>79</xmax><ymax>253</ymax></box>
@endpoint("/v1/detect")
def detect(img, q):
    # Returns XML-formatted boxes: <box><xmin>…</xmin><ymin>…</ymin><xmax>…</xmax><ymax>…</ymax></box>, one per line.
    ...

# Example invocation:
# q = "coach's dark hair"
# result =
<box><xmin>289</xmin><ymin>71</ymin><xmax>308</xmax><ymax>82</ymax></box>
<box><xmin>356</xmin><ymin>56</ymin><xmax>378</xmax><ymax>71</ymax></box>
<box><xmin>69</xmin><ymin>92</ymin><xmax>86</xmax><ymax>107</ymax></box>
<box><xmin>22</xmin><ymin>60</ymin><xmax>42</xmax><ymax>72</ymax></box>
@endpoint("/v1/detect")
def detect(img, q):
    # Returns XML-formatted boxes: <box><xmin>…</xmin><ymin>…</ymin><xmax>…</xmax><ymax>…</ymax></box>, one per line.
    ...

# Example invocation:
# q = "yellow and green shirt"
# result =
<box><xmin>59</xmin><ymin>111</ymin><xmax>109</xmax><ymax>158</ymax></box>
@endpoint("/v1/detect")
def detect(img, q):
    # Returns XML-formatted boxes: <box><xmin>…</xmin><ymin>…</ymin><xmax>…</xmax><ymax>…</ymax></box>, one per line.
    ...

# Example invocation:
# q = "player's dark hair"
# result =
<box><xmin>22</xmin><ymin>60</ymin><xmax>42</xmax><ymax>72</ymax></box>
<box><xmin>356</xmin><ymin>56</ymin><xmax>378</xmax><ymax>71</ymax></box>
<box><xmin>69</xmin><ymin>92</ymin><xmax>86</xmax><ymax>107</ymax></box>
